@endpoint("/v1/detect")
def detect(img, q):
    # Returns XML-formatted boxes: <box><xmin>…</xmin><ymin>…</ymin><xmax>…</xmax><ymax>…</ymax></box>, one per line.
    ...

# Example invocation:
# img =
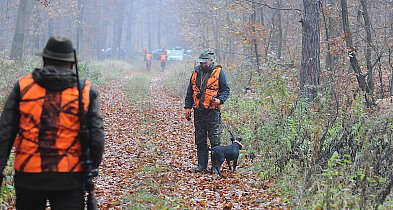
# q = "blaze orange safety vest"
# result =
<box><xmin>14</xmin><ymin>74</ymin><xmax>90</xmax><ymax>173</ymax></box>
<box><xmin>146</xmin><ymin>53</ymin><xmax>152</xmax><ymax>60</ymax></box>
<box><xmin>160</xmin><ymin>54</ymin><xmax>166</xmax><ymax>62</ymax></box>
<box><xmin>191</xmin><ymin>66</ymin><xmax>221</xmax><ymax>109</ymax></box>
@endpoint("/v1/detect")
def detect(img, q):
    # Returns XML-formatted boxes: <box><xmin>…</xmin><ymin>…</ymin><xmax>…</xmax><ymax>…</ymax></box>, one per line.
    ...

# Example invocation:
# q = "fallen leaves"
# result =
<box><xmin>95</xmin><ymin>74</ymin><xmax>288</xmax><ymax>209</ymax></box>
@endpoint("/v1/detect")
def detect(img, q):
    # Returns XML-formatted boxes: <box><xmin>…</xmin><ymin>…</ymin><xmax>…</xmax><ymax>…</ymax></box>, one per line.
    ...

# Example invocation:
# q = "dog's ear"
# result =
<box><xmin>230</xmin><ymin>137</ymin><xmax>236</xmax><ymax>142</ymax></box>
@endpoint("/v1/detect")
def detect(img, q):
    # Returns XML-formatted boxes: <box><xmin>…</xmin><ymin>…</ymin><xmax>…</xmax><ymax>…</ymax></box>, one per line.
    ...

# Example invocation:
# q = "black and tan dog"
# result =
<box><xmin>210</xmin><ymin>137</ymin><xmax>243</xmax><ymax>177</ymax></box>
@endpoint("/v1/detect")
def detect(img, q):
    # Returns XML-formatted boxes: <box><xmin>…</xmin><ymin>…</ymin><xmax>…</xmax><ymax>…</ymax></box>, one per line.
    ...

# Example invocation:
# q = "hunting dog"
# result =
<box><xmin>210</xmin><ymin>137</ymin><xmax>243</xmax><ymax>177</ymax></box>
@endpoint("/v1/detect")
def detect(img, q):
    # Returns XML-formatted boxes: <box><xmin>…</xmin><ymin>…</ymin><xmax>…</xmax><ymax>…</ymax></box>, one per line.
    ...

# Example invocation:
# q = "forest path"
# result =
<box><xmin>96</xmin><ymin>70</ymin><xmax>287</xmax><ymax>209</ymax></box>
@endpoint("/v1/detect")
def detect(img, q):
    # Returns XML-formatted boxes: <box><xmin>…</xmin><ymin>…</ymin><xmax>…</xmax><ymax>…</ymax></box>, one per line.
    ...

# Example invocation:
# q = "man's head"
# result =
<box><xmin>37</xmin><ymin>36</ymin><xmax>75</xmax><ymax>68</ymax></box>
<box><xmin>198</xmin><ymin>50</ymin><xmax>214</xmax><ymax>72</ymax></box>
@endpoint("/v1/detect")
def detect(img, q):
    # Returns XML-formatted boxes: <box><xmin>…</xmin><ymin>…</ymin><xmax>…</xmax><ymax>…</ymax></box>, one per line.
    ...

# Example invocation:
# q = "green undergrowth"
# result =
<box><xmin>78</xmin><ymin>60</ymin><xmax>145</xmax><ymax>86</ymax></box>
<box><xmin>0</xmin><ymin>58</ymin><xmax>38</xmax><ymax>108</ymax></box>
<box><xmin>224</xmin><ymin>60</ymin><xmax>393</xmax><ymax>209</ymax></box>
<box><xmin>123</xmin><ymin>73</ymin><xmax>153</xmax><ymax>107</ymax></box>
<box><xmin>123</xmin><ymin>184</ymin><xmax>184</xmax><ymax>210</ymax></box>
<box><xmin>160</xmin><ymin>58</ymin><xmax>393</xmax><ymax>208</ymax></box>
<box><xmin>0</xmin><ymin>153</ymin><xmax>15</xmax><ymax>207</ymax></box>
<box><xmin>161</xmin><ymin>61</ymin><xmax>194</xmax><ymax>97</ymax></box>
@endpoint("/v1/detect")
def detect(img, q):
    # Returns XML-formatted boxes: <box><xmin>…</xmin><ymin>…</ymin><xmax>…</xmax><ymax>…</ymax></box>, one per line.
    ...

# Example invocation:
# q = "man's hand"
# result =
<box><xmin>185</xmin><ymin>108</ymin><xmax>191</xmax><ymax>121</ymax></box>
<box><xmin>212</xmin><ymin>98</ymin><xmax>221</xmax><ymax>105</ymax></box>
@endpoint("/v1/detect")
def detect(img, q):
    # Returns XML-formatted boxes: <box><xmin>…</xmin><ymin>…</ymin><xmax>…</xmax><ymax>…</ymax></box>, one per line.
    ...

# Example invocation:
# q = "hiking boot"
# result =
<box><xmin>194</xmin><ymin>165</ymin><xmax>207</xmax><ymax>172</ymax></box>
<box><xmin>194</xmin><ymin>148</ymin><xmax>208</xmax><ymax>173</ymax></box>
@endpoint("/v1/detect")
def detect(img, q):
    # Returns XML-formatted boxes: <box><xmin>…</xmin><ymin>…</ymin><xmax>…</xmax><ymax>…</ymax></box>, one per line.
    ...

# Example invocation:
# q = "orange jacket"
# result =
<box><xmin>14</xmin><ymin>74</ymin><xmax>90</xmax><ymax>173</ymax></box>
<box><xmin>160</xmin><ymin>54</ymin><xmax>167</xmax><ymax>62</ymax></box>
<box><xmin>191</xmin><ymin>66</ymin><xmax>222</xmax><ymax>109</ymax></box>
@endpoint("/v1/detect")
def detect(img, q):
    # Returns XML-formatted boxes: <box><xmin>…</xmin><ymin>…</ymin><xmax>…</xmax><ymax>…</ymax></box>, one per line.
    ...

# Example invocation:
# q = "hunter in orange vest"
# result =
<box><xmin>146</xmin><ymin>51</ymin><xmax>152</xmax><ymax>71</ymax></box>
<box><xmin>184</xmin><ymin>50</ymin><xmax>230</xmax><ymax>173</ymax></box>
<box><xmin>160</xmin><ymin>52</ymin><xmax>167</xmax><ymax>72</ymax></box>
<box><xmin>0</xmin><ymin>36</ymin><xmax>105</xmax><ymax>209</ymax></box>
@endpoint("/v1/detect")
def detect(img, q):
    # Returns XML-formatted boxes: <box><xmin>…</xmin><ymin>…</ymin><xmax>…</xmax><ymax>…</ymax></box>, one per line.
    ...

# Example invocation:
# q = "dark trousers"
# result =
<box><xmin>160</xmin><ymin>61</ymin><xmax>166</xmax><ymax>71</ymax></box>
<box><xmin>15</xmin><ymin>187</ymin><xmax>84</xmax><ymax>210</ymax></box>
<box><xmin>194</xmin><ymin>109</ymin><xmax>221</xmax><ymax>149</ymax></box>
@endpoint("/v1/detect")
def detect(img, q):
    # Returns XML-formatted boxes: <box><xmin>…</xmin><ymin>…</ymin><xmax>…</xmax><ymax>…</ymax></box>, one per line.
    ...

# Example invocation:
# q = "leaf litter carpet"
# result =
<box><xmin>95</xmin><ymin>76</ymin><xmax>287</xmax><ymax>209</ymax></box>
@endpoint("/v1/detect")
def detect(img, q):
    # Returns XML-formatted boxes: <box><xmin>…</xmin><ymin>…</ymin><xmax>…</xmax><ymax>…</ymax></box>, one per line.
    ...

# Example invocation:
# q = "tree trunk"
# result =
<box><xmin>157</xmin><ymin>0</ymin><xmax>162</xmax><ymax>48</ymax></box>
<box><xmin>252</xmin><ymin>1</ymin><xmax>260</xmax><ymax>76</ymax></box>
<box><xmin>322</xmin><ymin>0</ymin><xmax>339</xmax><ymax>72</ymax></box>
<box><xmin>125</xmin><ymin>0</ymin><xmax>134</xmax><ymax>57</ymax></box>
<box><xmin>391</xmin><ymin>50</ymin><xmax>393</xmax><ymax>96</ymax></box>
<box><xmin>259</xmin><ymin>4</ymin><xmax>268</xmax><ymax>53</ymax></box>
<box><xmin>213</xmin><ymin>12</ymin><xmax>221</xmax><ymax>63</ymax></box>
<box><xmin>31</xmin><ymin>2</ymin><xmax>41</xmax><ymax>53</ymax></box>
<box><xmin>340</xmin><ymin>0</ymin><xmax>369</xmax><ymax>94</ymax></box>
<box><xmin>147</xmin><ymin>6</ymin><xmax>152</xmax><ymax>51</ymax></box>
<box><xmin>95</xmin><ymin>0</ymin><xmax>106</xmax><ymax>59</ymax></box>
<box><xmin>272</xmin><ymin>0</ymin><xmax>282</xmax><ymax>59</ymax></box>
<box><xmin>112</xmin><ymin>0</ymin><xmax>124</xmax><ymax>58</ymax></box>
<box><xmin>76</xmin><ymin>0</ymin><xmax>84</xmax><ymax>54</ymax></box>
<box><xmin>10</xmin><ymin>0</ymin><xmax>34</xmax><ymax>59</ymax></box>
<box><xmin>300</xmin><ymin>0</ymin><xmax>321</xmax><ymax>101</ymax></box>
<box><xmin>360</xmin><ymin>0</ymin><xmax>374</xmax><ymax>93</ymax></box>
<box><xmin>264</xmin><ymin>13</ymin><xmax>275</xmax><ymax>62</ymax></box>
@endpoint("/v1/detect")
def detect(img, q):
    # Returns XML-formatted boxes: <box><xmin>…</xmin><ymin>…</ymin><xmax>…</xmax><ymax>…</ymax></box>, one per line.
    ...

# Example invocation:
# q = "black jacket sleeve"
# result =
<box><xmin>217</xmin><ymin>70</ymin><xmax>230</xmax><ymax>104</ymax></box>
<box><xmin>0</xmin><ymin>82</ymin><xmax>20</xmax><ymax>177</ymax></box>
<box><xmin>86</xmin><ymin>85</ymin><xmax>105</xmax><ymax>169</ymax></box>
<box><xmin>184</xmin><ymin>74</ymin><xmax>194</xmax><ymax>109</ymax></box>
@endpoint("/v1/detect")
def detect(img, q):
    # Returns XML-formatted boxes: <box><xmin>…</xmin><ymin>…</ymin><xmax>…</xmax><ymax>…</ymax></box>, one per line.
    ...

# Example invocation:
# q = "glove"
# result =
<box><xmin>211</xmin><ymin>98</ymin><xmax>221</xmax><ymax>105</ymax></box>
<box><xmin>185</xmin><ymin>108</ymin><xmax>191</xmax><ymax>121</ymax></box>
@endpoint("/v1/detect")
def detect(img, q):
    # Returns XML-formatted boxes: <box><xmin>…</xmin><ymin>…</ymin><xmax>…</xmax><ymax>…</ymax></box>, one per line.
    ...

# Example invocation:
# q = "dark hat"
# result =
<box><xmin>36</xmin><ymin>36</ymin><xmax>75</xmax><ymax>62</ymax></box>
<box><xmin>197</xmin><ymin>50</ymin><xmax>215</xmax><ymax>62</ymax></box>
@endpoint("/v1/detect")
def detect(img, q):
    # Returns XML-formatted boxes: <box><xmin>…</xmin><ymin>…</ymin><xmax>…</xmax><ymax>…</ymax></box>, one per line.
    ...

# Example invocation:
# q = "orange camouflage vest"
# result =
<box><xmin>14</xmin><ymin>74</ymin><xmax>90</xmax><ymax>173</ymax></box>
<box><xmin>191</xmin><ymin>66</ymin><xmax>221</xmax><ymax>109</ymax></box>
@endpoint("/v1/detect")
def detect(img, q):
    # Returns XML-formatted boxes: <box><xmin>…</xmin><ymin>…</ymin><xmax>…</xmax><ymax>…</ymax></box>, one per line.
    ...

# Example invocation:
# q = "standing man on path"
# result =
<box><xmin>0</xmin><ymin>36</ymin><xmax>105</xmax><ymax>209</ymax></box>
<box><xmin>184</xmin><ymin>50</ymin><xmax>230</xmax><ymax>173</ymax></box>
<box><xmin>146</xmin><ymin>51</ymin><xmax>152</xmax><ymax>71</ymax></box>
<box><xmin>160</xmin><ymin>51</ymin><xmax>167</xmax><ymax>72</ymax></box>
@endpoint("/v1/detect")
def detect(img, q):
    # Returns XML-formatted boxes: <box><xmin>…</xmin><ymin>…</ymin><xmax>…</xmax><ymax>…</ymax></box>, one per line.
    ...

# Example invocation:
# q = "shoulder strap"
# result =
<box><xmin>79</xmin><ymin>79</ymin><xmax>86</xmax><ymax>91</ymax></box>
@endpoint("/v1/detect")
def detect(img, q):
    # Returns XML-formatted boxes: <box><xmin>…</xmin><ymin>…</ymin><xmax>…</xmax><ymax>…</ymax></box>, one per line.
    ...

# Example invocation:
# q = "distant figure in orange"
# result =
<box><xmin>145</xmin><ymin>51</ymin><xmax>152</xmax><ymax>71</ymax></box>
<box><xmin>160</xmin><ymin>52</ymin><xmax>167</xmax><ymax>72</ymax></box>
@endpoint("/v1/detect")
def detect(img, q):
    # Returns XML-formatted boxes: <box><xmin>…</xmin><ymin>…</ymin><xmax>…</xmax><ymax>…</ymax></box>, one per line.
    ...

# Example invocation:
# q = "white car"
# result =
<box><xmin>167</xmin><ymin>50</ymin><xmax>184</xmax><ymax>61</ymax></box>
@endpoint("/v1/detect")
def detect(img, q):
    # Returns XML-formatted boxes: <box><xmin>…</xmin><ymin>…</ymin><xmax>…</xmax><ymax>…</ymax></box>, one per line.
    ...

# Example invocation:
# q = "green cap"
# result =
<box><xmin>197</xmin><ymin>50</ymin><xmax>215</xmax><ymax>62</ymax></box>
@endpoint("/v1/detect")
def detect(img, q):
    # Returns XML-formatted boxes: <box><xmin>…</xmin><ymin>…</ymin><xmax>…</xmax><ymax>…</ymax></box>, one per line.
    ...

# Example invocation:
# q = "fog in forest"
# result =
<box><xmin>0</xmin><ymin>0</ymin><xmax>305</xmax><ymax>64</ymax></box>
<box><xmin>2</xmin><ymin>1</ymin><xmax>393</xmax><ymax>209</ymax></box>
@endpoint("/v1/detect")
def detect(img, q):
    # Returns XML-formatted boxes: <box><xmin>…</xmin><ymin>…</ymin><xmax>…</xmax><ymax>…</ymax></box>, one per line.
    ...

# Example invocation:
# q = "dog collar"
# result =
<box><xmin>234</xmin><ymin>140</ymin><xmax>243</xmax><ymax>148</ymax></box>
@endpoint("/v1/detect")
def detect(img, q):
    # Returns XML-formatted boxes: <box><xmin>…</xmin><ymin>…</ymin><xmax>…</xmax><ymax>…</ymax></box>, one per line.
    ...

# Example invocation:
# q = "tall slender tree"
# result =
<box><xmin>360</xmin><ymin>0</ymin><xmax>374</xmax><ymax>93</ymax></box>
<box><xmin>341</xmin><ymin>0</ymin><xmax>370</xmax><ymax>99</ymax></box>
<box><xmin>10</xmin><ymin>0</ymin><xmax>34</xmax><ymax>59</ymax></box>
<box><xmin>300</xmin><ymin>0</ymin><xmax>321</xmax><ymax>101</ymax></box>
<box><xmin>76</xmin><ymin>0</ymin><xmax>84</xmax><ymax>54</ymax></box>
<box><xmin>271</xmin><ymin>0</ymin><xmax>283</xmax><ymax>59</ymax></box>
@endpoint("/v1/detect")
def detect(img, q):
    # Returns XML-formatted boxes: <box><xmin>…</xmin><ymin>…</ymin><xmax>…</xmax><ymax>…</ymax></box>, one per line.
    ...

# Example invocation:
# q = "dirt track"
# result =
<box><xmin>96</xmin><ymin>71</ymin><xmax>286</xmax><ymax>209</ymax></box>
